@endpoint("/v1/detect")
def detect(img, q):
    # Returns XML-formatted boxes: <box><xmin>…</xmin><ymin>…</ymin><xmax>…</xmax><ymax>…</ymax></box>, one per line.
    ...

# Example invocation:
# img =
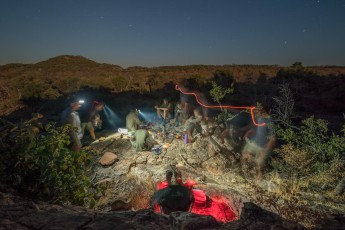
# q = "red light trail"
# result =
<box><xmin>175</xmin><ymin>85</ymin><xmax>266</xmax><ymax>127</ymax></box>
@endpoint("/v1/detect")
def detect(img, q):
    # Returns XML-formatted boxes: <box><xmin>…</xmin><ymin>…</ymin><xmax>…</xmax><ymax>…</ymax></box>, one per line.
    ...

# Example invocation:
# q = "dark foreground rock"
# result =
<box><xmin>0</xmin><ymin>192</ymin><xmax>319</xmax><ymax>230</ymax></box>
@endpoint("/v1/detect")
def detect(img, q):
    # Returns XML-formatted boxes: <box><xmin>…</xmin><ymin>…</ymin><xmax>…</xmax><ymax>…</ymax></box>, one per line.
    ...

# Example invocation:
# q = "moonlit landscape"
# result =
<box><xmin>1</xmin><ymin>1</ymin><xmax>345</xmax><ymax>229</ymax></box>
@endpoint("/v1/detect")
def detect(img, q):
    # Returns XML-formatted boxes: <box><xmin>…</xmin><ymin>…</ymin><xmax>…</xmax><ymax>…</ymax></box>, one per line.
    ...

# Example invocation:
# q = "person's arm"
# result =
<box><xmin>135</xmin><ymin>115</ymin><xmax>141</xmax><ymax>125</ymax></box>
<box><xmin>189</xmin><ymin>115</ymin><xmax>202</xmax><ymax>124</ymax></box>
<box><xmin>243</xmin><ymin>126</ymin><xmax>255</xmax><ymax>142</ymax></box>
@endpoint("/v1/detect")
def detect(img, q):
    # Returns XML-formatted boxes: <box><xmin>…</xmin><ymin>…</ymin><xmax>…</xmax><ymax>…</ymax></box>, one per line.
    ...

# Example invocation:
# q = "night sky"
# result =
<box><xmin>1</xmin><ymin>0</ymin><xmax>345</xmax><ymax>67</ymax></box>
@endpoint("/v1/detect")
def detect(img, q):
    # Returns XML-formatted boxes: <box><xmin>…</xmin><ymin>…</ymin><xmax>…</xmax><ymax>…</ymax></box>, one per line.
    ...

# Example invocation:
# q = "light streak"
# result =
<box><xmin>175</xmin><ymin>85</ymin><xmax>266</xmax><ymax>126</ymax></box>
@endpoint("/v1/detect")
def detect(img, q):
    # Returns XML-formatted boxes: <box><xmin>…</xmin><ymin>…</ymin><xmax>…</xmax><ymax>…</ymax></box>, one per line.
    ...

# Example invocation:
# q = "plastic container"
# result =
<box><xmin>184</xmin><ymin>134</ymin><xmax>188</xmax><ymax>144</ymax></box>
<box><xmin>118</xmin><ymin>128</ymin><xmax>128</xmax><ymax>134</ymax></box>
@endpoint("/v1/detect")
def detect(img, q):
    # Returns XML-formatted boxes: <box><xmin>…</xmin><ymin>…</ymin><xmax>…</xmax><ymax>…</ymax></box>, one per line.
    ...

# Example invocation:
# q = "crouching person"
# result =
<box><xmin>130</xmin><ymin>129</ymin><xmax>154</xmax><ymax>151</ymax></box>
<box><xmin>185</xmin><ymin>108</ymin><xmax>203</xmax><ymax>142</ymax></box>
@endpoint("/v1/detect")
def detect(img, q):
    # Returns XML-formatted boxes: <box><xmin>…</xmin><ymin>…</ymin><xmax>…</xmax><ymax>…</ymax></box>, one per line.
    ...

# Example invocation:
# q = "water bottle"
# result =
<box><xmin>184</xmin><ymin>134</ymin><xmax>188</xmax><ymax>144</ymax></box>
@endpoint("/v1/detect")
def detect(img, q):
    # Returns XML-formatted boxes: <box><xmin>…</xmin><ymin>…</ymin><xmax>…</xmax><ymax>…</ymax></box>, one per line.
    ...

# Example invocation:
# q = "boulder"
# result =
<box><xmin>169</xmin><ymin>211</ymin><xmax>220</xmax><ymax>229</ymax></box>
<box><xmin>99</xmin><ymin>152</ymin><xmax>118</xmax><ymax>166</ymax></box>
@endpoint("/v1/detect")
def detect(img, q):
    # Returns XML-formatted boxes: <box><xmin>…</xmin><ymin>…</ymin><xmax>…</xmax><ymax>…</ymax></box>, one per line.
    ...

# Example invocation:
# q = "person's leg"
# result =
<box><xmin>187</xmin><ymin>123</ymin><xmax>195</xmax><ymax>142</ymax></box>
<box><xmin>70</xmin><ymin>132</ymin><xmax>82</xmax><ymax>152</ymax></box>
<box><xmin>86</xmin><ymin>122</ymin><xmax>96</xmax><ymax>140</ymax></box>
<box><xmin>166</xmin><ymin>169</ymin><xmax>173</xmax><ymax>185</ymax></box>
<box><xmin>256</xmin><ymin>149</ymin><xmax>269</xmax><ymax>180</ymax></box>
<box><xmin>156</xmin><ymin>108</ymin><xmax>161</xmax><ymax>119</ymax></box>
<box><xmin>241</xmin><ymin>151</ymin><xmax>250</xmax><ymax>175</ymax></box>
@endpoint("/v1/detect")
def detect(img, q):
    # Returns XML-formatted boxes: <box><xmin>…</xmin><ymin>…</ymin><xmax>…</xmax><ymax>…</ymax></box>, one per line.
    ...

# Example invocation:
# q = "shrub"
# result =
<box><xmin>272</xmin><ymin>117</ymin><xmax>345</xmax><ymax>192</ymax></box>
<box><xmin>0</xmin><ymin>120</ymin><xmax>96</xmax><ymax>207</ymax></box>
<box><xmin>209</xmin><ymin>81</ymin><xmax>235</xmax><ymax>123</ymax></box>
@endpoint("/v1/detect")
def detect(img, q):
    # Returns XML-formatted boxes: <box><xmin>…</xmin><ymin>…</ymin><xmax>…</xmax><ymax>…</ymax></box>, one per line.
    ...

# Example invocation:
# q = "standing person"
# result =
<box><xmin>81</xmin><ymin>101</ymin><xmax>105</xmax><ymax>140</ymax></box>
<box><xmin>241</xmin><ymin>105</ymin><xmax>276</xmax><ymax>180</ymax></box>
<box><xmin>126</xmin><ymin>108</ymin><xmax>141</xmax><ymax>132</ymax></box>
<box><xmin>62</xmin><ymin>99</ymin><xmax>84</xmax><ymax>152</ymax></box>
<box><xmin>179</xmin><ymin>87</ymin><xmax>194</xmax><ymax>121</ymax></box>
<box><xmin>174</xmin><ymin>102</ymin><xmax>183</xmax><ymax>126</ymax></box>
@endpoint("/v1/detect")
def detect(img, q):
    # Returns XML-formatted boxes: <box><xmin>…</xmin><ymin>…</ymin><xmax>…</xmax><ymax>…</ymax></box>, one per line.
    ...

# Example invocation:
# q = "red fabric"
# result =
<box><xmin>153</xmin><ymin>180</ymin><xmax>236</xmax><ymax>222</ymax></box>
<box><xmin>191</xmin><ymin>193</ymin><xmax>237</xmax><ymax>223</ymax></box>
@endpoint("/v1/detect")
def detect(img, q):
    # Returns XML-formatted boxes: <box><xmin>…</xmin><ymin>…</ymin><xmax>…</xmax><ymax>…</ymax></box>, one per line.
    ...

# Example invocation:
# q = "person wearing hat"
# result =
<box><xmin>62</xmin><ymin>99</ymin><xmax>84</xmax><ymax>152</ymax></box>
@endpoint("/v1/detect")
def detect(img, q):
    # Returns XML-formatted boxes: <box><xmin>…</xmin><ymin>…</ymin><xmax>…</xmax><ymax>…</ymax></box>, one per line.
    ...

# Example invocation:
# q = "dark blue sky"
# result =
<box><xmin>1</xmin><ymin>0</ymin><xmax>345</xmax><ymax>67</ymax></box>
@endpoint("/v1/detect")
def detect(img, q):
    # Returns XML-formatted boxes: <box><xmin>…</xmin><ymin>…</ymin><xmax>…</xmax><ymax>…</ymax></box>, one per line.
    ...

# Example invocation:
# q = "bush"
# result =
<box><xmin>0</xmin><ymin>120</ymin><xmax>96</xmax><ymax>207</ymax></box>
<box><xmin>272</xmin><ymin>117</ymin><xmax>345</xmax><ymax>192</ymax></box>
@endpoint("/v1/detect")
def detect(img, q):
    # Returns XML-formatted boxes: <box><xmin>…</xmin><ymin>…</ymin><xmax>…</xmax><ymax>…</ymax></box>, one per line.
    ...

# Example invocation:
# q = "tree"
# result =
<box><xmin>210</xmin><ymin>81</ymin><xmax>234</xmax><ymax>106</ymax></box>
<box><xmin>291</xmin><ymin>62</ymin><xmax>303</xmax><ymax>69</ymax></box>
<box><xmin>272</xmin><ymin>84</ymin><xmax>295</xmax><ymax>125</ymax></box>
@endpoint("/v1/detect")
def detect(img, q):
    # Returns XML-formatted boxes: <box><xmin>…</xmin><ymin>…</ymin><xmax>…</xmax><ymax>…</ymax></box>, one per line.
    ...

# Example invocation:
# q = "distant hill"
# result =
<box><xmin>0</xmin><ymin>55</ymin><xmax>345</xmax><ymax>116</ymax></box>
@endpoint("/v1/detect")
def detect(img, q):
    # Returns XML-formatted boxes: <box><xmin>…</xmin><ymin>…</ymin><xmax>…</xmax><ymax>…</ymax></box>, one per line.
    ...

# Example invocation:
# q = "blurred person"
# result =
<box><xmin>62</xmin><ymin>99</ymin><xmax>84</xmax><ymax>152</ymax></box>
<box><xmin>174</xmin><ymin>102</ymin><xmax>183</xmax><ymax>126</ymax></box>
<box><xmin>126</xmin><ymin>108</ymin><xmax>141</xmax><ymax>132</ymax></box>
<box><xmin>241</xmin><ymin>105</ymin><xmax>276</xmax><ymax>180</ymax></box>
<box><xmin>80</xmin><ymin>101</ymin><xmax>105</xmax><ymax>140</ymax></box>
<box><xmin>185</xmin><ymin>108</ymin><xmax>204</xmax><ymax>142</ymax></box>
<box><xmin>194</xmin><ymin>90</ymin><xmax>211</xmax><ymax>121</ymax></box>
<box><xmin>130</xmin><ymin>129</ymin><xmax>154</xmax><ymax>151</ymax></box>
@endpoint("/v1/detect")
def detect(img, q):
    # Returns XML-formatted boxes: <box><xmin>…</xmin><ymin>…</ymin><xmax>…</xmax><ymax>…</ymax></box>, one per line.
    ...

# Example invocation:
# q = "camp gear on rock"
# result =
<box><xmin>118</xmin><ymin>128</ymin><xmax>129</xmax><ymax>134</ymax></box>
<box><xmin>151</xmin><ymin>146</ymin><xmax>162</xmax><ymax>155</ymax></box>
<box><xmin>184</xmin><ymin>134</ymin><xmax>188</xmax><ymax>144</ymax></box>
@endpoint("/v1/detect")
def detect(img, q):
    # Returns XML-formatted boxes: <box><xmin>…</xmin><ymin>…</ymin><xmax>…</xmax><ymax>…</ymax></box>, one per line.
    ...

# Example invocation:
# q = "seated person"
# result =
<box><xmin>130</xmin><ymin>129</ymin><xmax>154</xmax><ymax>151</ymax></box>
<box><xmin>150</xmin><ymin>167</ymin><xmax>194</xmax><ymax>215</ymax></box>
<box><xmin>126</xmin><ymin>109</ymin><xmax>141</xmax><ymax>132</ymax></box>
<box><xmin>155</xmin><ymin>98</ymin><xmax>172</xmax><ymax>120</ymax></box>
<box><xmin>185</xmin><ymin>108</ymin><xmax>203</xmax><ymax>142</ymax></box>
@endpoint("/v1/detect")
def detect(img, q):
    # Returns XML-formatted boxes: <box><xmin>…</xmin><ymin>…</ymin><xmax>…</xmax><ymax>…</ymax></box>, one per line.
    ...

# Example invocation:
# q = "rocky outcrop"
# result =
<box><xmin>1</xmin><ymin>192</ymin><xmax>309</xmax><ymax>230</ymax></box>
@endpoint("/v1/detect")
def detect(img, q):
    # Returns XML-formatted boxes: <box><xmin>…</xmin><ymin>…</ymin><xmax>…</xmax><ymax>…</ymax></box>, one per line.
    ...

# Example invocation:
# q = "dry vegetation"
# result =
<box><xmin>1</xmin><ymin>55</ymin><xmax>344</xmax><ymax>116</ymax></box>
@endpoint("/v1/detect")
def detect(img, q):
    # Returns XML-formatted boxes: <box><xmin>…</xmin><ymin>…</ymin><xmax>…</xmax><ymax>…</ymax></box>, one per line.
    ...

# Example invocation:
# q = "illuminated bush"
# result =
<box><xmin>273</xmin><ymin>117</ymin><xmax>345</xmax><ymax>192</ymax></box>
<box><xmin>0</xmin><ymin>120</ymin><xmax>96</xmax><ymax>207</ymax></box>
